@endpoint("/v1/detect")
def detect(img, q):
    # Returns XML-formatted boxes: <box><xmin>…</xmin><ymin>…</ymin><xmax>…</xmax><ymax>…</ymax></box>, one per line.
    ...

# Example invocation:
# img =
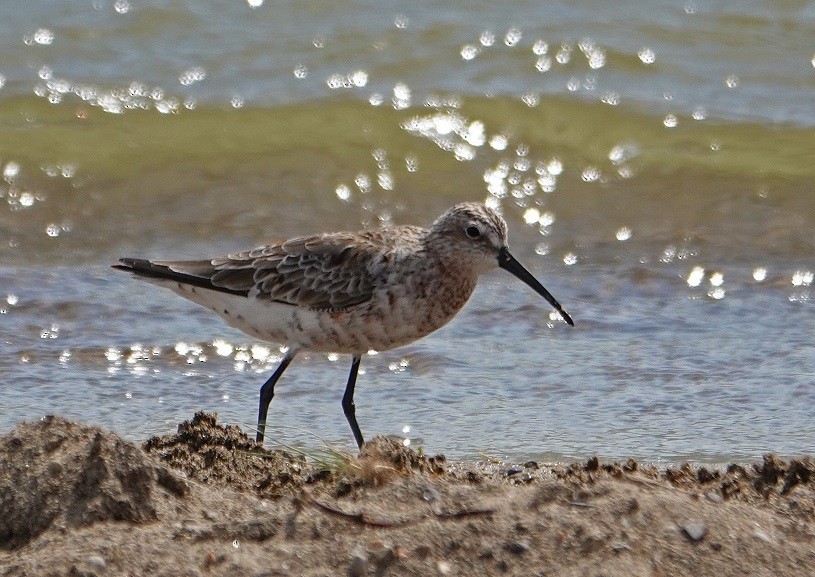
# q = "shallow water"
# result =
<box><xmin>1</xmin><ymin>1</ymin><xmax>814</xmax><ymax>461</ymax></box>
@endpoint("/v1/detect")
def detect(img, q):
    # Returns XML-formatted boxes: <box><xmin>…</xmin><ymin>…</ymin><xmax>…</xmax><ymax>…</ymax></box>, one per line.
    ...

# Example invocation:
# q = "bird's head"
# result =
<box><xmin>429</xmin><ymin>202</ymin><xmax>573</xmax><ymax>326</ymax></box>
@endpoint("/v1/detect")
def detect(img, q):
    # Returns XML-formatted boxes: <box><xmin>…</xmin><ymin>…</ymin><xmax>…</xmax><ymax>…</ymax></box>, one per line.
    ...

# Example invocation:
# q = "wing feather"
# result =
<box><xmin>154</xmin><ymin>232</ymin><xmax>386</xmax><ymax>311</ymax></box>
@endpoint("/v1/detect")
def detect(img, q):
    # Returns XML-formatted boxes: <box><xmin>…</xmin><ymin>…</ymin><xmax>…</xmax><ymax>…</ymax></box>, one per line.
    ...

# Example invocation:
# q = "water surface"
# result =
<box><xmin>1</xmin><ymin>1</ymin><xmax>814</xmax><ymax>461</ymax></box>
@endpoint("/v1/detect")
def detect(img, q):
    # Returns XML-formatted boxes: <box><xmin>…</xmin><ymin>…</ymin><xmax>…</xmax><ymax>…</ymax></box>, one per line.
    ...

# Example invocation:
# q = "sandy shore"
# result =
<box><xmin>1</xmin><ymin>413</ymin><xmax>813</xmax><ymax>576</ymax></box>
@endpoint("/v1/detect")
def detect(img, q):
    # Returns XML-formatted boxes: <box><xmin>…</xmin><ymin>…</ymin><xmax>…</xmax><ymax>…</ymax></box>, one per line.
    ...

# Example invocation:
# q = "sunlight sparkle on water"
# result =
<box><xmin>523</xmin><ymin>208</ymin><xmax>555</xmax><ymax>228</ymax></box>
<box><xmin>504</xmin><ymin>28</ymin><xmax>523</xmax><ymax>47</ymax></box>
<box><xmin>179</xmin><ymin>67</ymin><xmax>206</xmax><ymax>86</ymax></box>
<box><xmin>578</xmin><ymin>39</ymin><xmax>605</xmax><ymax>69</ymax></box>
<box><xmin>608</xmin><ymin>143</ymin><xmax>638</xmax><ymax>165</ymax></box>
<box><xmin>546</xmin><ymin>159</ymin><xmax>563</xmax><ymax>175</ymax></box>
<box><xmin>326</xmin><ymin>71</ymin><xmax>368</xmax><ymax>89</ymax></box>
<box><xmin>174</xmin><ymin>342</ymin><xmax>204</xmax><ymax>363</ymax></box>
<box><xmin>792</xmin><ymin>270</ymin><xmax>814</xmax><ymax>287</ymax></box>
<box><xmin>489</xmin><ymin>135</ymin><xmax>508</xmax><ymax>151</ymax></box>
<box><xmin>663</xmin><ymin>114</ymin><xmax>678</xmax><ymax>128</ymax></box>
<box><xmin>480</xmin><ymin>31</ymin><xmax>495</xmax><ymax>47</ymax></box>
<box><xmin>615</xmin><ymin>227</ymin><xmax>632</xmax><ymax>241</ymax></box>
<box><xmin>708</xmin><ymin>287</ymin><xmax>725</xmax><ymax>300</ymax></box>
<box><xmin>753</xmin><ymin>267</ymin><xmax>767</xmax><ymax>282</ymax></box>
<box><xmin>581</xmin><ymin>167</ymin><xmax>601</xmax><ymax>182</ymax></box>
<box><xmin>484</xmin><ymin>196</ymin><xmax>500</xmax><ymax>210</ymax></box>
<box><xmin>402</xmin><ymin>112</ymin><xmax>488</xmax><ymax>162</ymax></box>
<box><xmin>40</xmin><ymin>324</ymin><xmax>59</xmax><ymax>339</ymax></box>
<box><xmin>392</xmin><ymin>83</ymin><xmax>411</xmax><ymax>109</ymax></box>
<box><xmin>250</xmin><ymin>344</ymin><xmax>272</xmax><ymax>362</ymax></box>
<box><xmin>354</xmin><ymin>173</ymin><xmax>372</xmax><ymax>194</ymax></box>
<box><xmin>25</xmin><ymin>28</ymin><xmax>55</xmax><ymax>46</ymax></box>
<box><xmin>335</xmin><ymin>184</ymin><xmax>352</xmax><ymax>202</ymax></box>
<box><xmin>556</xmin><ymin>44</ymin><xmax>572</xmax><ymax>65</ymax></box>
<box><xmin>455</xmin><ymin>143</ymin><xmax>476</xmax><ymax>160</ymax></box>
<box><xmin>463</xmin><ymin>121</ymin><xmax>486</xmax><ymax>146</ymax></box>
<box><xmin>523</xmin><ymin>208</ymin><xmax>540</xmax><ymax>225</ymax></box>
<box><xmin>687</xmin><ymin>266</ymin><xmax>705</xmax><ymax>287</ymax></box>
<box><xmin>213</xmin><ymin>339</ymin><xmax>234</xmax><ymax>356</ymax></box>
<box><xmin>4</xmin><ymin>162</ymin><xmax>20</xmax><ymax>182</ymax></box>
<box><xmin>638</xmin><ymin>47</ymin><xmax>656</xmax><ymax>64</ymax></box>
<box><xmin>433</xmin><ymin>115</ymin><xmax>455</xmax><ymax>135</ymax></box>
<box><xmin>460</xmin><ymin>45</ymin><xmax>480</xmax><ymax>61</ymax></box>
<box><xmin>522</xmin><ymin>93</ymin><xmax>540</xmax><ymax>107</ymax></box>
<box><xmin>484</xmin><ymin>163</ymin><xmax>509</xmax><ymax>197</ymax></box>
<box><xmin>114</xmin><ymin>0</ymin><xmax>130</xmax><ymax>14</ymax></box>
<box><xmin>537</xmin><ymin>172</ymin><xmax>557</xmax><ymax>193</ymax></box>
<box><xmin>377</xmin><ymin>171</ymin><xmax>394</xmax><ymax>191</ymax></box>
<box><xmin>350</xmin><ymin>70</ymin><xmax>368</xmax><ymax>87</ymax></box>
<box><xmin>536</xmin><ymin>57</ymin><xmax>552</xmax><ymax>72</ymax></box>
<box><xmin>388</xmin><ymin>358</ymin><xmax>409</xmax><ymax>373</ymax></box>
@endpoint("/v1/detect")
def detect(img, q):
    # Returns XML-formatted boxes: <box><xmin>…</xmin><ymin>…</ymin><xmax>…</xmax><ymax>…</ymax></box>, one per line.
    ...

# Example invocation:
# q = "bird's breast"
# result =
<box><xmin>310</xmin><ymin>266</ymin><xmax>478</xmax><ymax>353</ymax></box>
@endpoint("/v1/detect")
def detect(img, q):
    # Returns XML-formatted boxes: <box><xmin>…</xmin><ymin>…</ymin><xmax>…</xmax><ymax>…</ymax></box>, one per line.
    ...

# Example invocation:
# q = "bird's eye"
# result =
<box><xmin>465</xmin><ymin>226</ymin><xmax>481</xmax><ymax>239</ymax></box>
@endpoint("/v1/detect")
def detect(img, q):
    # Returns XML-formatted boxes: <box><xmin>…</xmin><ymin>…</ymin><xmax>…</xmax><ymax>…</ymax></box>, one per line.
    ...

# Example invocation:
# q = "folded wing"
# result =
<box><xmin>116</xmin><ymin>232</ymin><xmax>383</xmax><ymax>311</ymax></box>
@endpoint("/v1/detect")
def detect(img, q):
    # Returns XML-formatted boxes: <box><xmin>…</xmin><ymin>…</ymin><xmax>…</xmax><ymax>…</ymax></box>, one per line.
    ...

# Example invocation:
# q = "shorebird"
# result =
<box><xmin>114</xmin><ymin>202</ymin><xmax>573</xmax><ymax>448</ymax></box>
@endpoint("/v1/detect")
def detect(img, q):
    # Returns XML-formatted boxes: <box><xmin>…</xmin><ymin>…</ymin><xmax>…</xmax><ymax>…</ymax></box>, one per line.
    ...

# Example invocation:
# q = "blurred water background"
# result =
<box><xmin>2</xmin><ymin>0</ymin><xmax>815</xmax><ymax>462</ymax></box>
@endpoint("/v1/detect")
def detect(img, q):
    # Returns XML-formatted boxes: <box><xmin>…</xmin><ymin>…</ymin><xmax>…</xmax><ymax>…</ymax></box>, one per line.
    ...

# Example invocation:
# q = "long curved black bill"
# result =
<box><xmin>498</xmin><ymin>247</ymin><xmax>574</xmax><ymax>326</ymax></box>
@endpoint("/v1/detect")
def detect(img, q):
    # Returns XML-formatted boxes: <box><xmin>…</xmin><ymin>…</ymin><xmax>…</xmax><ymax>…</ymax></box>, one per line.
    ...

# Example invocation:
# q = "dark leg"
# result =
<box><xmin>342</xmin><ymin>355</ymin><xmax>364</xmax><ymax>449</ymax></box>
<box><xmin>256</xmin><ymin>353</ymin><xmax>295</xmax><ymax>443</ymax></box>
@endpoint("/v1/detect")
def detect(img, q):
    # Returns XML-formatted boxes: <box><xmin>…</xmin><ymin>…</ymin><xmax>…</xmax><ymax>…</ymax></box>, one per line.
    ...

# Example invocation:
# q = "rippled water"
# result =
<box><xmin>1</xmin><ymin>1</ymin><xmax>814</xmax><ymax>461</ymax></box>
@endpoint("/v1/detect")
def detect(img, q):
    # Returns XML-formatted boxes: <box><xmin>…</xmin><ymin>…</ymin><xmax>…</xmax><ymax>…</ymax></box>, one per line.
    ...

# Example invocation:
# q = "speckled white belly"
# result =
<box><xmin>164</xmin><ymin>276</ymin><xmax>476</xmax><ymax>354</ymax></box>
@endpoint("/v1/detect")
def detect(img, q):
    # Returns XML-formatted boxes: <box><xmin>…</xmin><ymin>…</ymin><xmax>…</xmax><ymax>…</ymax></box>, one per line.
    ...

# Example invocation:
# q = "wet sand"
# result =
<box><xmin>1</xmin><ymin>412</ymin><xmax>813</xmax><ymax>576</ymax></box>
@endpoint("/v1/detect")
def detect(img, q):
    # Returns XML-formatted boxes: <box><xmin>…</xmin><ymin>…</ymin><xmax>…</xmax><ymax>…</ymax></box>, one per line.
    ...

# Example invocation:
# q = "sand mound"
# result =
<box><xmin>2</xmin><ymin>413</ymin><xmax>814</xmax><ymax>576</ymax></box>
<box><xmin>0</xmin><ymin>415</ymin><xmax>188</xmax><ymax>550</ymax></box>
<box><xmin>357</xmin><ymin>436</ymin><xmax>447</xmax><ymax>474</ymax></box>
<box><xmin>143</xmin><ymin>411</ymin><xmax>308</xmax><ymax>497</ymax></box>
<box><xmin>336</xmin><ymin>435</ymin><xmax>447</xmax><ymax>486</ymax></box>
